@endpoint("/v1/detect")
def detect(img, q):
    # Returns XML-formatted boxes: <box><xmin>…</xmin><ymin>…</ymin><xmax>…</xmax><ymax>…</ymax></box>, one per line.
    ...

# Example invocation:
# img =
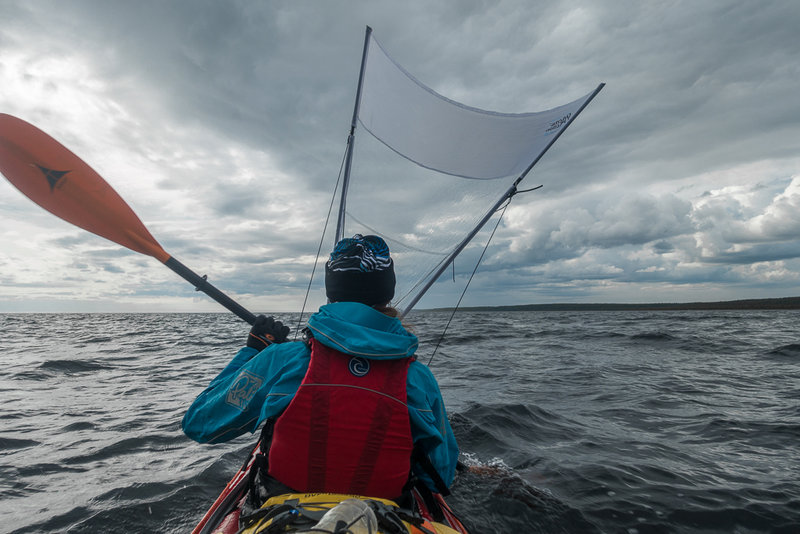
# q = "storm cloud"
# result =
<box><xmin>1</xmin><ymin>0</ymin><xmax>799</xmax><ymax>312</ymax></box>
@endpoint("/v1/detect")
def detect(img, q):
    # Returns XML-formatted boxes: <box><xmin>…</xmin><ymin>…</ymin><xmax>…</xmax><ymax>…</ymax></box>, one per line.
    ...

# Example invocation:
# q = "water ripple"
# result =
<box><xmin>1</xmin><ymin>310</ymin><xmax>799</xmax><ymax>533</ymax></box>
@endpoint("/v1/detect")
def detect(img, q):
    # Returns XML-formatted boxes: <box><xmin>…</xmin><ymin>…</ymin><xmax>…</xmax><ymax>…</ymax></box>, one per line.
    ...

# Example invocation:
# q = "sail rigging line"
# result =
<box><xmin>396</xmin><ymin>186</ymin><xmax>540</xmax><ymax>310</ymax></box>
<box><xmin>516</xmin><ymin>184</ymin><xmax>544</xmax><ymax>194</ymax></box>
<box><xmin>342</xmin><ymin>212</ymin><xmax>449</xmax><ymax>256</ymax></box>
<box><xmin>394</xmin><ymin>247</ymin><xmax>456</xmax><ymax>308</ymax></box>
<box><xmin>294</xmin><ymin>139</ymin><xmax>350</xmax><ymax>340</ymax></box>
<box><xmin>398</xmin><ymin>177</ymin><xmax>519</xmax><ymax>317</ymax></box>
<box><xmin>427</xmin><ymin>198</ymin><xmax>512</xmax><ymax>366</ymax></box>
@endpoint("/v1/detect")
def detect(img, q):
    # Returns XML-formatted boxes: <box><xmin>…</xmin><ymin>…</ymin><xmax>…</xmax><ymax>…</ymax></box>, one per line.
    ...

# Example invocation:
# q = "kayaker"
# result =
<box><xmin>182</xmin><ymin>234</ymin><xmax>459</xmax><ymax>502</ymax></box>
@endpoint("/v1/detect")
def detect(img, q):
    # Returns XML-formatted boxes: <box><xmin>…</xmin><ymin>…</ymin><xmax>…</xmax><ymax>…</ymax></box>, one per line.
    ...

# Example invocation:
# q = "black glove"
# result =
<box><xmin>247</xmin><ymin>315</ymin><xmax>290</xmax><ymax>351</ymax></box>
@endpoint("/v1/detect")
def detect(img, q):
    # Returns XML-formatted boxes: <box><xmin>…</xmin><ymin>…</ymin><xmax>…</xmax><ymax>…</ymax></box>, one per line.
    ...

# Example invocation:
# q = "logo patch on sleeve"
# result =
<box><xmin>226</xmin><ymin>370</ymin><xmax>263</xmax><ymax>410</ymax></box>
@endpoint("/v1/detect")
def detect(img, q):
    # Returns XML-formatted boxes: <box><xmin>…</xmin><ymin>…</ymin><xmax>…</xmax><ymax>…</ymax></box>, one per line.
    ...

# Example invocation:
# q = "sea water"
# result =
<box><xmin>0</xmin><ymin>310</ymin><xmax>798</xmax><ymax>533</ymax></box>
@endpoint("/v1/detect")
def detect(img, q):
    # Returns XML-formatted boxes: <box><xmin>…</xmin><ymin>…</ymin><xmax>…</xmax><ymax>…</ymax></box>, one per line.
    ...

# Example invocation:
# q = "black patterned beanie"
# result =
<box><xmin>325</xmin><ymin>234</ymin><xmax>395</xmax><ymax>306</ymax></box>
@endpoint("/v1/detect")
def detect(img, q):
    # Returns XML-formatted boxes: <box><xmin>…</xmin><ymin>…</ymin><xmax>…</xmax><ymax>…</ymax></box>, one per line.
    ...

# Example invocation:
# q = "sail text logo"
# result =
<box><xmin>545</xmin><ymin>113</ymin><xmax>572</xmax><ymax>133</ymax></box>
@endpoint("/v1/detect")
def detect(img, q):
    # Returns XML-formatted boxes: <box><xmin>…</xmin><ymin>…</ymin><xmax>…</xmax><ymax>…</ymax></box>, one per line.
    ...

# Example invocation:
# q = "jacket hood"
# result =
<box><xmin>307</xmin><ymin>302</ymin><xmax>418</xmax><ymax>359</ymax></box>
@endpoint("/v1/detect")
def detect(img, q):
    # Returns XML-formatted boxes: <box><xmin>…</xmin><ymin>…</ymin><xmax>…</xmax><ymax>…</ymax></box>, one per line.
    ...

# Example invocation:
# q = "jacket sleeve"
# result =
<box><xmin>182</xmin><ymin>342</ymin><xmax>309</xmax><ymax>444</ymax></box>
<box><xmin>406</xmin><ymin>361</ymin><xmax>460</xmax><ymax>491</ymax></box>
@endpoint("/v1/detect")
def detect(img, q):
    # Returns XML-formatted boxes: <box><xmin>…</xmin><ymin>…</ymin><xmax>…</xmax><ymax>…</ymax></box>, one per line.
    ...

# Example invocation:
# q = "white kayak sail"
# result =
<box><xmin>359</xmin><ymin>33</ymin><xmax>600</xmax><ymax>180</ymax></box>
<box><xmin>330</xmin><ymin>27</ymin><xmax>603</xmax><ymax>315</ymax></box>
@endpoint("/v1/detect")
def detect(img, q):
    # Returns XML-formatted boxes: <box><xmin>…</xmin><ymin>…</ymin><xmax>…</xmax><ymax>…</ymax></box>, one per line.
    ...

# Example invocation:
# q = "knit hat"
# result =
<box><xmin>325</xmin><ymin>234</ymin><xmax>395</xmax><ymax>306</ymax></box>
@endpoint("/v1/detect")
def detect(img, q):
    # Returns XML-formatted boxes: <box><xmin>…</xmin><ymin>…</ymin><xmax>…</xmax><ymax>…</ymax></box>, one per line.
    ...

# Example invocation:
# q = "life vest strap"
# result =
<box><xmin>349</xmin><ymin>355</ymin><xmax>400</xmax><ymax>495</ymax></box>
<box><xmin>306</xmin><ymin>368</ymin><xmax>331</xmax><ymax>490</ymax></box>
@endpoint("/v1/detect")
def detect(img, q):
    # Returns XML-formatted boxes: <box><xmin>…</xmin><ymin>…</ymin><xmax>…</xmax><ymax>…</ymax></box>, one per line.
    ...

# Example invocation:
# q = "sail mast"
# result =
<box><xmin>335</xmin><ymin>26</ymin><xmax>372</xmax><ymax>244</ymax></box>
<box><xmin>400</xmin><ymin>82</ymin><xmax>606</xmax><ymax>317</ymax></box>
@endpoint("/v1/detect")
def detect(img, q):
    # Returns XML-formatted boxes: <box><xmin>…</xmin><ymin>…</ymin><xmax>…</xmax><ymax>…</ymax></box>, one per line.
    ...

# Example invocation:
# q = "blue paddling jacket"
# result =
<box><xmin>182</xmin><ymin>302</ymin><xmax>459</xmax><ymax>492</ymax></box>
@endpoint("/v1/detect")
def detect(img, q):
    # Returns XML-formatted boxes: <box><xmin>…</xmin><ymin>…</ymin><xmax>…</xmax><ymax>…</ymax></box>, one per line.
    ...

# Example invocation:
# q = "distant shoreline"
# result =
<box><xmin>3</xmin><ymin>296</ymin><xmax>799</xmax><ymax>315</ymax></box>
<box><xmin>425</xmin><ymin>296</ymin><xmax>800</xmax><ymax>312</ymax></box>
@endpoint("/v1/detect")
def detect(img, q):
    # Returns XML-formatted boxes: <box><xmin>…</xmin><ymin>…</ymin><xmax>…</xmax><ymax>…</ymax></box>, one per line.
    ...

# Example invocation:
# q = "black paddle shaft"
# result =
<box><xmin>165</xmin><ymin>257</ymin><xmax>257</xmax><ymax>325</ymax></box>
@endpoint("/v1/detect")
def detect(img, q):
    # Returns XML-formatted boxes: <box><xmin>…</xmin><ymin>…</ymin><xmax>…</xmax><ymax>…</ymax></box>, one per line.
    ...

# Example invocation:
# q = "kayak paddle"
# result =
<box><xmin>0</xmin><ymin>113</ymin><xmax>256</xmax><ymax>324</ymax></box>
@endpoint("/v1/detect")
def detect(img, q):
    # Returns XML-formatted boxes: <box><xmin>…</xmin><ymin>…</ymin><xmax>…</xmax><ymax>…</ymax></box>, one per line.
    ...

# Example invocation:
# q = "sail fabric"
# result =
<box><xmin>329</xmin><ymin>30</ymin><xmax>603</xmax><ymax>315</ymax></box>
<box><xmin>358</xmin><ymin>34</ymin><xmax>598</xmax><ymax>180</ymax></box>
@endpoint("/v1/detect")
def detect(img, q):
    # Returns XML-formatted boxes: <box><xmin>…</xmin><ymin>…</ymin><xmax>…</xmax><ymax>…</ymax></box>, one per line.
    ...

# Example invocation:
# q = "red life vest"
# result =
<box><xmin>268</xmin><ymin>339</ymin><xmax>414</xmax><ymax>498</ymax></box>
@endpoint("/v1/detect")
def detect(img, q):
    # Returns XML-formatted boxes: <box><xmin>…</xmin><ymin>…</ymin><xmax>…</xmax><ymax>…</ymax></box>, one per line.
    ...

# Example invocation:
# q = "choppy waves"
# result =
<box><xmin>1</xmin><ymin>310</ymin><xmax>799</xmax><ymax>533</ymax></box>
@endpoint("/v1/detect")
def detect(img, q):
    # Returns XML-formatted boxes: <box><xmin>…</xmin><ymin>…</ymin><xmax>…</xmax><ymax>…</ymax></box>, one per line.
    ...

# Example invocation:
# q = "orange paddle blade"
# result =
<box><xmin>0</xmin><ymin>114</ymin><xmax>170</xmax><ymax>263</ymax></box>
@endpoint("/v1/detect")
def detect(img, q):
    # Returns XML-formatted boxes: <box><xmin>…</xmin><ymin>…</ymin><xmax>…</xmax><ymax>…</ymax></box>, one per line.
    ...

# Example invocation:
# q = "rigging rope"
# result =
<box><xmin>426</xmin><ymin>184</ymin><xmax>540</xmax><ymax>366</ymax></box>
<box><xmin>294</xmin><ymin>139</ymin><xmax>350</xmax><ymax>339</ymax></box>
<box><xmin>427</xmin><ymin>199</ymin><xmax>512</xmax><ymax>366</ymax></box>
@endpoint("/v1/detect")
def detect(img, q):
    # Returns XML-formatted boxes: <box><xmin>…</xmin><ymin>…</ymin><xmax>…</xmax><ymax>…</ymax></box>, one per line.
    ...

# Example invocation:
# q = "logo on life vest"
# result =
<box><xmin>226</xmin><ymin>370</ymin><xmax>263</xmax><ymax>410</ymax></box>
<box><xmin>348</xmin><ymin>356</ymin><xmax>370</xmax><ymax>377</ymax></box>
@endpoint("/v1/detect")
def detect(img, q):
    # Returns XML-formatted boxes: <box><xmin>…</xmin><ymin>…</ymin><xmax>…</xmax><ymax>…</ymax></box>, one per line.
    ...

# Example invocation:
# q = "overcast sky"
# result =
<box><xmin>1</xmin><ymin>0</ymin><xmax>799</xmax><ymax>314</ymax></box>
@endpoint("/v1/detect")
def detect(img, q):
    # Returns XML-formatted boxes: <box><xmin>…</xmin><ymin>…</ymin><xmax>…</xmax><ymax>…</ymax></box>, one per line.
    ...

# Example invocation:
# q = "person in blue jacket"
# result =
<box><xmin>182</xmin><ymin>234</ymin><xmax>459</xmax><ymax>498</ymax></box>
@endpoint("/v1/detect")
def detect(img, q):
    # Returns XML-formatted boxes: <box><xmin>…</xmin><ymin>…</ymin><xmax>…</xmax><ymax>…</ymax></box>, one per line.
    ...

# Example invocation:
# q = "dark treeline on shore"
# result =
<box><xmin>429</xmin><ymin>296</ymin><xmax>800</xmax><ymax>312</ymax></box>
